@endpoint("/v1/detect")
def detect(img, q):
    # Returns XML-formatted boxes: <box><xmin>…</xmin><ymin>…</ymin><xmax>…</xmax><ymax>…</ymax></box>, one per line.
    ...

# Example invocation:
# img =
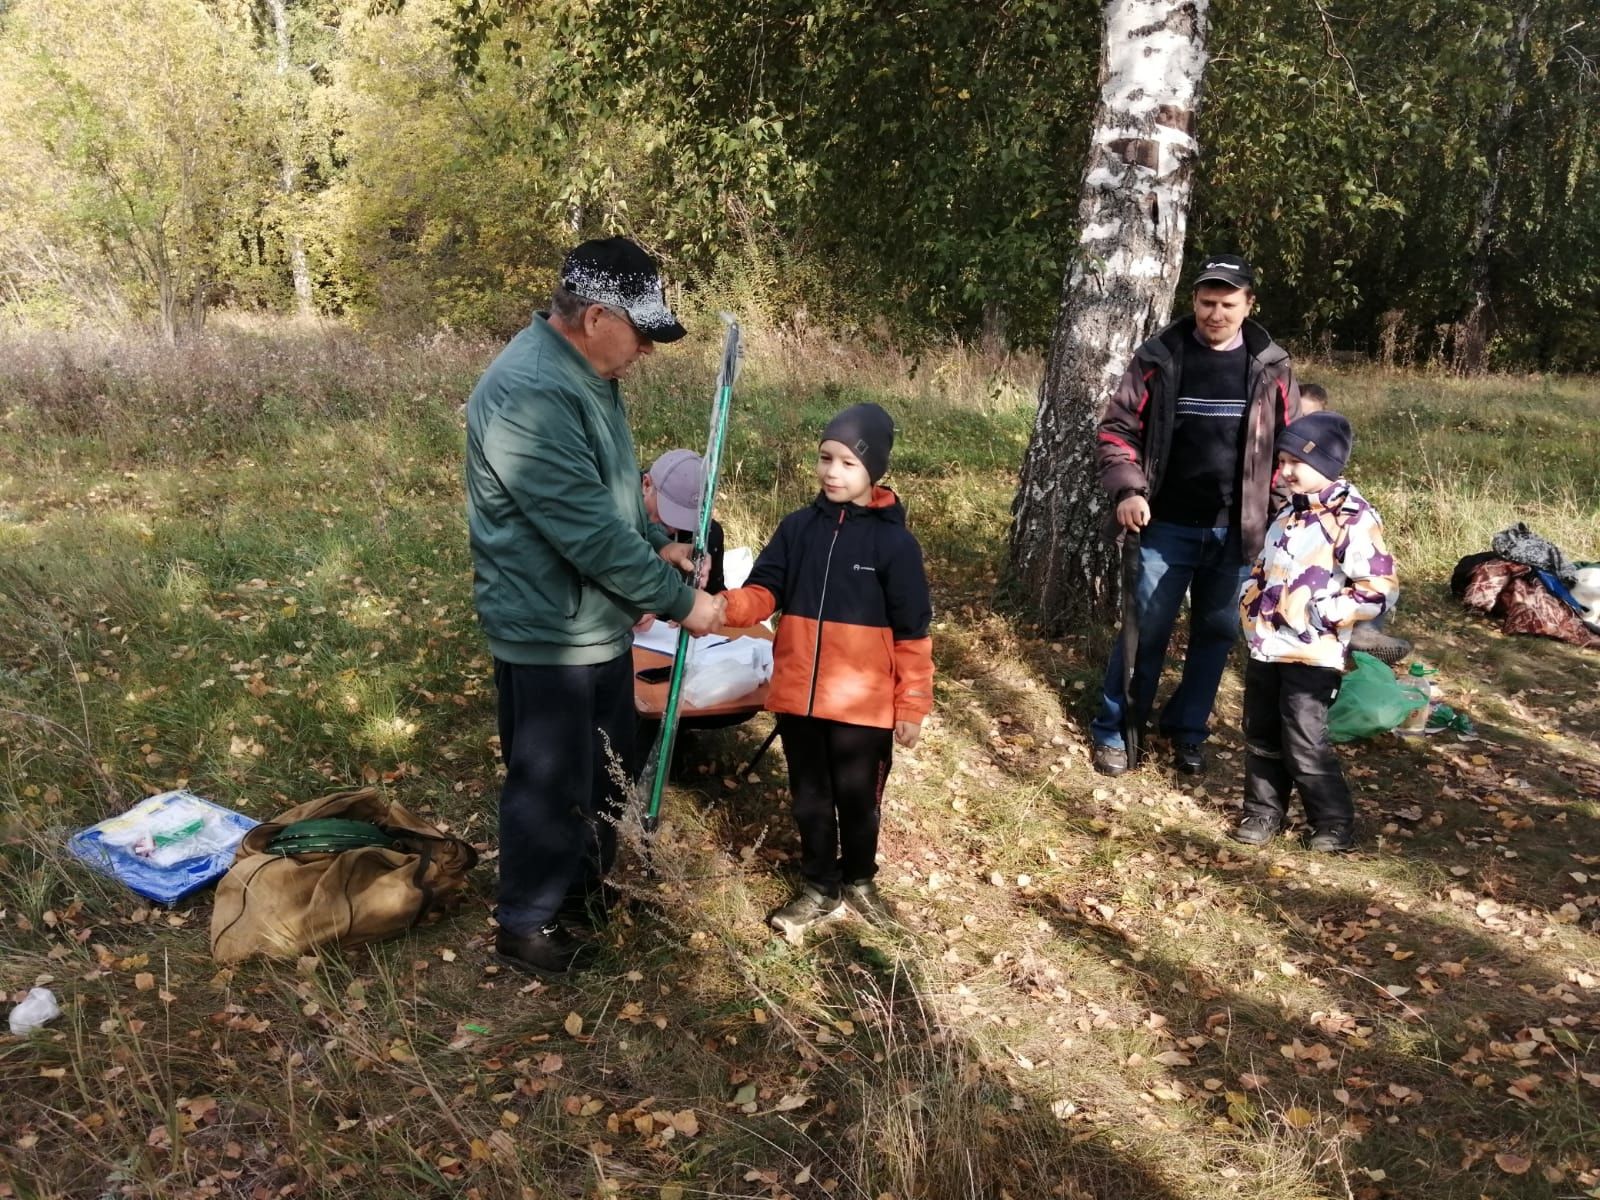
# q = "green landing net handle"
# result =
<box><xmin>643</xmin><ymin>314</ymin><xmax>742</xmax><ymax>835</ymax></box>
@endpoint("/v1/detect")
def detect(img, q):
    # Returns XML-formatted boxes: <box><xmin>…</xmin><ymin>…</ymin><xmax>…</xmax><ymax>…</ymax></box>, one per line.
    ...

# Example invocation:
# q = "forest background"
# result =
<box><xmin>1</xmin><ymin>0</ymin><xmax>1597</xmax><ymax>368</ymax></box>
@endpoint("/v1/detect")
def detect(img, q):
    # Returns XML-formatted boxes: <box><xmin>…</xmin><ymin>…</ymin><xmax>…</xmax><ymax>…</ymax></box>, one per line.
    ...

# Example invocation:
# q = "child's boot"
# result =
<box><xmin>770</xmin><ymin>885</ymin><xmax>845</xmax><ymax>943</ymax></box>
<box><xmin>1229</xmin><ymin>814</ymin><xmax>1282</xmax><ymax>847</ymax></box>
<box><xmin>1307</xmin><ymin>824</ymin><xmax>1356</xmax><ymax>853</ymax></box>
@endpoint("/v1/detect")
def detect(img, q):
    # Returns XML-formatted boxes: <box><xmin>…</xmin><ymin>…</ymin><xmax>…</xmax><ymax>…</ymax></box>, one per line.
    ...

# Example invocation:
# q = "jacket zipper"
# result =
<box><xmin>804</xmin><ymin>508</ymin><xmax>847</xmax><ymax>716</ymax></box>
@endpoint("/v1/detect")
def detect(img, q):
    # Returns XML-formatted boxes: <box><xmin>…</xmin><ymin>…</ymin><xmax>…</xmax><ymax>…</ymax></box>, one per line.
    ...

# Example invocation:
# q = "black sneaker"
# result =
<box><xmin>842</xmin><ymin>880</ymin><xmax>897</xmax><ymax>927</ymax></box>
<box><xmin>1173</xmin><ymin>743</ymin><xmax>1206</xmax><ymax>775</ymax></box>
<box><xmin>1306</xmin><ymin>825</ymin><xmax>1356</xmax><ymax>853</ymax></box>
<box><xmin>494</xmin><ymin>923</ymin><xmax>596</xmax><ymax>978</ymax></box>
<box><xmin>1229</xmin><ymin>814</ymin><xmax>1282</xmax><ymax>846</ymax></box>
<box><xmin>1092</xmin><ymin>744</ymin><xmax>1129</xmax><ymax>777</ymax></box>
<box><xmin>769</xmin><ymin>886</ymin><xmax>845</xmax><ymax>943</ymax></box>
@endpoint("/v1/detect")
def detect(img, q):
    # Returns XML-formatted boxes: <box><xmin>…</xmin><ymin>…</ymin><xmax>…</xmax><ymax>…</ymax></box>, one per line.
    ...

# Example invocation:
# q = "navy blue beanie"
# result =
<box><xmin>821</xmin><ymin>402</ymin><xmax>895</xmax><ymax>482</ymax></box>
<box><xmin>1276</xmin><ymin>410</ymin><xmax>1353</xmax><ymax>480</ymax></box>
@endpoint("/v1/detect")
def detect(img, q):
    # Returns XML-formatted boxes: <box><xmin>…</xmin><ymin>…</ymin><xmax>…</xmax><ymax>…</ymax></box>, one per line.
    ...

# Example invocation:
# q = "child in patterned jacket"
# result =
<box><xmin>1233</xmin><ymin>412</ymin><xmax>1397</xmax><ymax>852</ymax></box>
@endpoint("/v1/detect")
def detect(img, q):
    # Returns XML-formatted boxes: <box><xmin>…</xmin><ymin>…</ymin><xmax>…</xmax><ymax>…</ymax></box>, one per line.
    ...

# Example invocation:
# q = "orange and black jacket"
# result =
<box><xmin>721</xmin><ymin>487</ymin><xmax>933</xmax><ymax>730</ymax></box>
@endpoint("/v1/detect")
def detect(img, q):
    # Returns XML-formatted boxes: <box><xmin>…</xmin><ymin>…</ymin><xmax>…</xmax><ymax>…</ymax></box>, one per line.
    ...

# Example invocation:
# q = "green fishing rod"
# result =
<box><xmin>642</xmin><ymin>313</ymin><xmax>741</xmax><ymax>834</ymax></box>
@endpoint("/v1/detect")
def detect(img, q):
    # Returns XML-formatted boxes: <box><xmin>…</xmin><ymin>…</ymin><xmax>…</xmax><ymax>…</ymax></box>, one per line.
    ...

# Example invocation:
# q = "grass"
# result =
<box><xmin>1</xmin><ymin>319</ymin><xmax>1598</xmax><ymax>1200</ymax></box>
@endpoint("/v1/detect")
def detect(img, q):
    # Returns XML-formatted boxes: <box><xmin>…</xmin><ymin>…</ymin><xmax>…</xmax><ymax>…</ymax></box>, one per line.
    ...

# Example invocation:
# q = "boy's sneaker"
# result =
<box><xmin>769</xmin><ymin>886</ymin><xmax>845</xmax><ymax>943</ymax></box>
<box><xmin>842</xmin><ymin>880</ymin><xmax>897</xmax><ymax>927</ymax></box>
<box><xmin>1229</xmin><ymin>814</ymin><xmax>1281</xmax><ymax>846</ymax></box>
<box><xmin>1307</xmin><ymin>825</ymin><xmax>1356</xmax><ymax>853</ymax></box>
<box><xmin>494</xmin><ymin>923</ymin><xmax>596</xmax><ymax>979</ymax></box>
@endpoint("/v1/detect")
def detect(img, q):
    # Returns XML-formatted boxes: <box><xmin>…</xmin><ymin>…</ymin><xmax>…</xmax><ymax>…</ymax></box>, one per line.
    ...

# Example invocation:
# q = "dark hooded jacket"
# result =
<box><xmin>1096</xmin><ymin>315</ymin><xmax>1301</xmax><ymax>560</ymax></box>
<box><xmin>721</xmin><ymin>487</ymin><xmax>933</xmax><ymax>729</ymax></box>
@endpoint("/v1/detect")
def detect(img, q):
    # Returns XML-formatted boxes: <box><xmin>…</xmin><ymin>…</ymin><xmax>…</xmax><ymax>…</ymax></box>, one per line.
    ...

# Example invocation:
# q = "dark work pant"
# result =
<box><xmin>777</xmin><ymin>715</ymin><xmax>893</xmax><ymax>896</ymax></box>
<box><xmin>494</xmin><ymin>654</ymin><xmax>635</xmax><ymax>935</ymax></box>
<box><xmin>1242</xmin><ymin>658</ymin><xmax>1353</xmax><ymax>829</ymax></box>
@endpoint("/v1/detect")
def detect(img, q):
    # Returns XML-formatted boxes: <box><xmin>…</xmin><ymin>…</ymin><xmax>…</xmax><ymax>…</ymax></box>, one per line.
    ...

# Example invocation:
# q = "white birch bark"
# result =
<box><xmin>1011</xmin><ymin>0</ymin><xmax>1211</xmax><ymax>629</ymax></box>
<box><xmin>268</xmin><ymin>0</ymin><xmax>314</xmax><ymax>318</ymax></box>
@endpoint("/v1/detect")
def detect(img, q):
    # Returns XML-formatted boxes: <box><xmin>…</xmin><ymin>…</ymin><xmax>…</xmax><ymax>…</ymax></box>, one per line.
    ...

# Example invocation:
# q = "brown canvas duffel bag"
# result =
<box><xmin>210</xmin><ymin>788</ymin><xmax>478</xmax><ymax>963</ymax></box>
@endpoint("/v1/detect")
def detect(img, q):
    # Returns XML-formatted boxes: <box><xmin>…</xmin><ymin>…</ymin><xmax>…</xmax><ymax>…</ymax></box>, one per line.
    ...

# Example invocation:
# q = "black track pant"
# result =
<box><xmin>777</xmin><ymin>715</ymin><xmax>893</xmax><ymax>896</ymax></box>
<box><xmin>1242</xmin><ymin>658</ymin><xmax>1353</xmax><ymax>829</ymax></box>
<box><xmin>494</xmin><ymin>654</ymin><xmax>635</xmax><ymax>935</ymax></box>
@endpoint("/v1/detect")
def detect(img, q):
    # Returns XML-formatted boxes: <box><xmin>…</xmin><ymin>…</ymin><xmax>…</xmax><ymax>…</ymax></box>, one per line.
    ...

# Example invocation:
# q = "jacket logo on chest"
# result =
<box><xmin>852</xmin><ymin>563</ymin><xmax>876</xmax><ymax>573</ymax></box>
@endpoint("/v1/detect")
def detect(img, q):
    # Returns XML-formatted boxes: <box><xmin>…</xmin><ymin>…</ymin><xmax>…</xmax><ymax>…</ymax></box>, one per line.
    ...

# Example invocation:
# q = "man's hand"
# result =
<box><xmin>1115</xmin><ymin>494</ymin><xmax>1151</xmax><ymax>531</ymax></box>
<box><xmin>632</xmin><ymin>614</ymin><xmax>656</xmax><ymax>634</ymax></box>
<box><xmin>894</xmin><ymin>720</ymin><xmax>921</xmax><ymax>749</ymax></box>
<box><xmin>680</xmin><ymin>589</ymin><xmax>726</xmax><ymax>636</ymax></box>
<box><xmin>659</xmin><ymin>540</ymin><xmax>709</xmax><ymax>587</ymax></box>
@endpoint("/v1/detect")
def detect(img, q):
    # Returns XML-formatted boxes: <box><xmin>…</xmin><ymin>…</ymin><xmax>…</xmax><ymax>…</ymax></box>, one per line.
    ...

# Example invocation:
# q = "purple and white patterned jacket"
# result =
<box><xmin>1239</xmin><ymin>479</ymin><xmax>1397</xmax><ymax>669</ymax></box>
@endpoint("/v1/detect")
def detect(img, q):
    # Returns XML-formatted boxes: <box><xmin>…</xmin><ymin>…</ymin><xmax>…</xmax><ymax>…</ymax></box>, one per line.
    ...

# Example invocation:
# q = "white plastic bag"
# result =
<box><xmin>9</xmin><ymin>987</ymin><xmax>61</xmax><ymax>1034</ymax></box>
<box><xmin>723</xmin><ymin>546</ymin><xmax>754</xmax><ymax>590</ymax></box>
<box><xmin>682</xmin><ymin>638</ymin><xmax>773</xmax><ymax>708</ymax></box>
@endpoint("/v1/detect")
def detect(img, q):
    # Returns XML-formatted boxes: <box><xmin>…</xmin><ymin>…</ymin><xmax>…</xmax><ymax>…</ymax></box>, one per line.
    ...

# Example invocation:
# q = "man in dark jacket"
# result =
<box><xmin>465</xmin><ymin>237</ymin><xmax>725</xmax><ymax>978</ymax></box>
<box><xmin>1090</xmin><ymin>255</ymin><xmax>1300</xmax><ymax>777</ymax></box>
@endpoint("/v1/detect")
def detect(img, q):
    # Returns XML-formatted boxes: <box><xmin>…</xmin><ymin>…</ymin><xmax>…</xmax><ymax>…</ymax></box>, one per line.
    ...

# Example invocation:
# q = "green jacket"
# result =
<box><xmin>465</xmin><ymin>314</ymin><xmax>695</xmax><ymax>665</ymax></box>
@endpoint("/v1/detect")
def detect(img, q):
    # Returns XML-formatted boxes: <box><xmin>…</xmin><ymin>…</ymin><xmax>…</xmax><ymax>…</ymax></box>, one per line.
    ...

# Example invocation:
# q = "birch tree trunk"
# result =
<box><xmin>1010</xmin><ymin>0</ymin><xmax>1211</xmax><ymax>632</ymax></box>
<box><xmin>268</xmin><ymin>0</ymin><xmax>314</xmax><ymax>319</ymax></box>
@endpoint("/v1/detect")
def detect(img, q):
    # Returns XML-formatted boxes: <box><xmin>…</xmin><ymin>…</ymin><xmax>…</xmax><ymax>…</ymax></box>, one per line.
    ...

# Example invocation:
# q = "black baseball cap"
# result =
<box><xmin>1193</xmin><ymin>253</ymin><xmax>1255</xmax><ymax>292</ymax></box>
<box><xmin>559</xmin><ymin>237</ymin><xmax>687</xmax><ymax>343</ymax></box>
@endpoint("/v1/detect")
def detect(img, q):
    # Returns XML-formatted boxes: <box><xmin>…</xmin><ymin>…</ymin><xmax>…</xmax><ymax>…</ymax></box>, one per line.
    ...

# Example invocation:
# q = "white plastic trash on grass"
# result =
<box><xmin>9</xmin><ymin>987</ymin><xmax>61</xmax><ymax>1035</ymax></box>
<box><xmin>682</xmin><ymin>637</ymin><xmax>773</xmax><ymax>708</ymax></box>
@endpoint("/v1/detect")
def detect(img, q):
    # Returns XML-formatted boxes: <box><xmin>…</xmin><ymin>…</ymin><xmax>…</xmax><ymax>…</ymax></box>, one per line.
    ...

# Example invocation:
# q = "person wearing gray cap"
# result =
<box><xmin>465</xmin><ymin>237</ymin><xmax>725</xmax><ymax>979</ymax></box>
<box><xmin>643</xmin><ymin>449</ymin><xmax>725</xmax><ymax>594</ymax></box>
<box><xmin>1091</xmin><ymin>253</ymin><xmax>1303</xmax><ymax>778</ymax></box>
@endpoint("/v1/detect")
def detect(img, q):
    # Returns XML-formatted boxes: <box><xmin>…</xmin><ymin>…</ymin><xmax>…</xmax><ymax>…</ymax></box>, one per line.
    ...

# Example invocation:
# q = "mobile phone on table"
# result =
<box><xmin>635</xmin><ymin>665</ymin><xmax>673</xmax><ymax>684</ymax></box>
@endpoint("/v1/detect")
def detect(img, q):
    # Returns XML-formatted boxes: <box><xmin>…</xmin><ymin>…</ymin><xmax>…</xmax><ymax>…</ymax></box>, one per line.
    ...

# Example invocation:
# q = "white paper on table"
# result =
<box><xmin>632</xmin><ymin>620</ymin><xmax>684</xmax><ymax>656</ymax></box>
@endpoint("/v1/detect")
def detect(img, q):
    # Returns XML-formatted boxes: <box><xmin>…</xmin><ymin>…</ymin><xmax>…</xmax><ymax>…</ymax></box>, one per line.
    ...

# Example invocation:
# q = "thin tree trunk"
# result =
<box><xmin>268</xmin><ymin>0</ymin><xmax>314</xmax><ymax>319</ymax></box>
<box><xmin>1456</xmin><ymin>7</ymin><xmax>1535</xmax><ymax>374</ymax></box>
<box><xmin>1011</xmin><ymin>0</ymin><xmax>1211</xmax><ymax>631</ymax></box>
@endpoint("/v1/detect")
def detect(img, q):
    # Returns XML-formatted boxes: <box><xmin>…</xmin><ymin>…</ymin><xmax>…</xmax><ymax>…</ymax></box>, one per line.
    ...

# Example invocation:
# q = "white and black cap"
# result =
<box><xmin>1193</xmin><ymin>253</ymin><xmax>1256</xmax><ymax>291</ymax></box>
<box><xmin>560</xmin><ymin>237</ymin><xmax>687</xmax><ymax>343</ymax></box>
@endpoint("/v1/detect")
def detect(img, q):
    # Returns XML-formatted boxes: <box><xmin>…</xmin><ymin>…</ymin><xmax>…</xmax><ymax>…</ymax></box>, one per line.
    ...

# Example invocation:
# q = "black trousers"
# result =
<box><xmin>494</xmin><ymin>654</ymin><xmax>635</xmax><ymax>935</ymax></box>
<box><xmin>1242</xmin><ymin>658</ymin><xmax>1353</xmax><ymax>829</ymax></box>
<box><xmin>777</xmin><ymin>715</ymin><xmax>893</xmax><ymax>896</ymax></box>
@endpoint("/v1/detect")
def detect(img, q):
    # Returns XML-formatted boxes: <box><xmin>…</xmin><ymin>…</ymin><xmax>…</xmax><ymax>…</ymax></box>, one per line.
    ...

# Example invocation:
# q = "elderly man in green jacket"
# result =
<box><xmin>465</xmin><ymin>237</ymin><xmax>724</xmax><ymax>979</ymax></box>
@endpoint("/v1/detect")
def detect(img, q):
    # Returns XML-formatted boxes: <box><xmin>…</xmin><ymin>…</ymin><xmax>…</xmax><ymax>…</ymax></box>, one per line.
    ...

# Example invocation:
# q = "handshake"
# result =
<box><xmin>657</xmin><ymin>541</ymin><xmax>727</xmax><ymax>636</ymax></box>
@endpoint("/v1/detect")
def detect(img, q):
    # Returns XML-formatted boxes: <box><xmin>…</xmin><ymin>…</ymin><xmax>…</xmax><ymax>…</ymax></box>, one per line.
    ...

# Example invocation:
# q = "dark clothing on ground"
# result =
<box><xmin>1242</xmin><ymin>659</ymin><xmax>1353</xmax><ymax>829</ymax></box>
<box><xmin>670</xmin><ymin>517</ymin><xmax>726</xmax><ymax>595</ymax></box>
<box><xmin>1491</xmin><ymin>522</ymin><xmax>1577</xmax><ymax>585</ymax></box>
<box><xmin>1151</xmin><ymin>339</ymin><xmax>1249</xmax><ymax>529</ymax></box>
<box><xmin>493</xmin><ymin>654</ymin><xmax>635</xmax><ymax>934</ymax></box>
<box><xmin>1096</xmin><ymin>315</ymin><xmax>1299</xmax><ymax>562</ymax></box>
<box><xmin>777</xmin><ymin>714</ymin><xmax>892</xmax><ymax>895</ymax></box>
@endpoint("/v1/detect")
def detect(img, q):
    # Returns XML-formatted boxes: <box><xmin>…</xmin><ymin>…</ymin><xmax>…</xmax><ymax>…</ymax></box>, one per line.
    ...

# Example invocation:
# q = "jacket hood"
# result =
<box><xmin>811</xmin><ymin>485</ymin><xmax>906</xmax><ymax>524</ymax></box>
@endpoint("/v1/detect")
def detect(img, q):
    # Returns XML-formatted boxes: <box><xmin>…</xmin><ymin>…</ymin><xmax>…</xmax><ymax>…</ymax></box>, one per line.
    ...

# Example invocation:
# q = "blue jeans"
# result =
<box><xmin>1091</xmin><ymin>521</ymin><xmax>1251</xmax><ymax>750</ymax></box>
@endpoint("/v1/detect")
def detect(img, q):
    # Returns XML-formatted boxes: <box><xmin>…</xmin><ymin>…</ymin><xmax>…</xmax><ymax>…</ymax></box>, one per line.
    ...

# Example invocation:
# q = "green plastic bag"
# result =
<box><xmin>1327</xmin><ymin>651</ymin><xmax>1429</xmax><ymax>743</ymax></box>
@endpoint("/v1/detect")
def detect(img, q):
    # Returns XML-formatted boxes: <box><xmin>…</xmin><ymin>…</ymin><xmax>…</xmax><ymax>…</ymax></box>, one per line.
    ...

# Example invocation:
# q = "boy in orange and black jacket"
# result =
<box><xmin>720</xmin><ymin>403</ymin><xmax>933</xmax><ymax>939</ymax></box>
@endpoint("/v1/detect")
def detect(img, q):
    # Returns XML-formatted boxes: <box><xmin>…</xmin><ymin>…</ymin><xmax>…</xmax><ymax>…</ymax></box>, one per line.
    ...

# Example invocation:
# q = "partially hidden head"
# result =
<box><xmin>818</xmin><ymin>401</ymin><xmax>895</xmax><ymax>503</ymax></box>
<box><xmin>1275</xmin><ymin>410</ymin><xmax>1353</xmax><ymax>494</ymax></box>
<box><xmin>644</xmin><ymin>448</ymin><xmax>705</xmax><ymax>533</ymax></box>
<box><xmin>550</xmin><ymin>237</ymin><xmax>686</xmax><ymax>378</ymax></box>
<box><xmin>1191</xmin><ymin>252</ymin><xmax>1256</xmax><ymax>347</ymax></box>
<box><xmin>1299</xmin><ymin>382</ymin><xmax>1329</xmax><ymax>413</ymax></box>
